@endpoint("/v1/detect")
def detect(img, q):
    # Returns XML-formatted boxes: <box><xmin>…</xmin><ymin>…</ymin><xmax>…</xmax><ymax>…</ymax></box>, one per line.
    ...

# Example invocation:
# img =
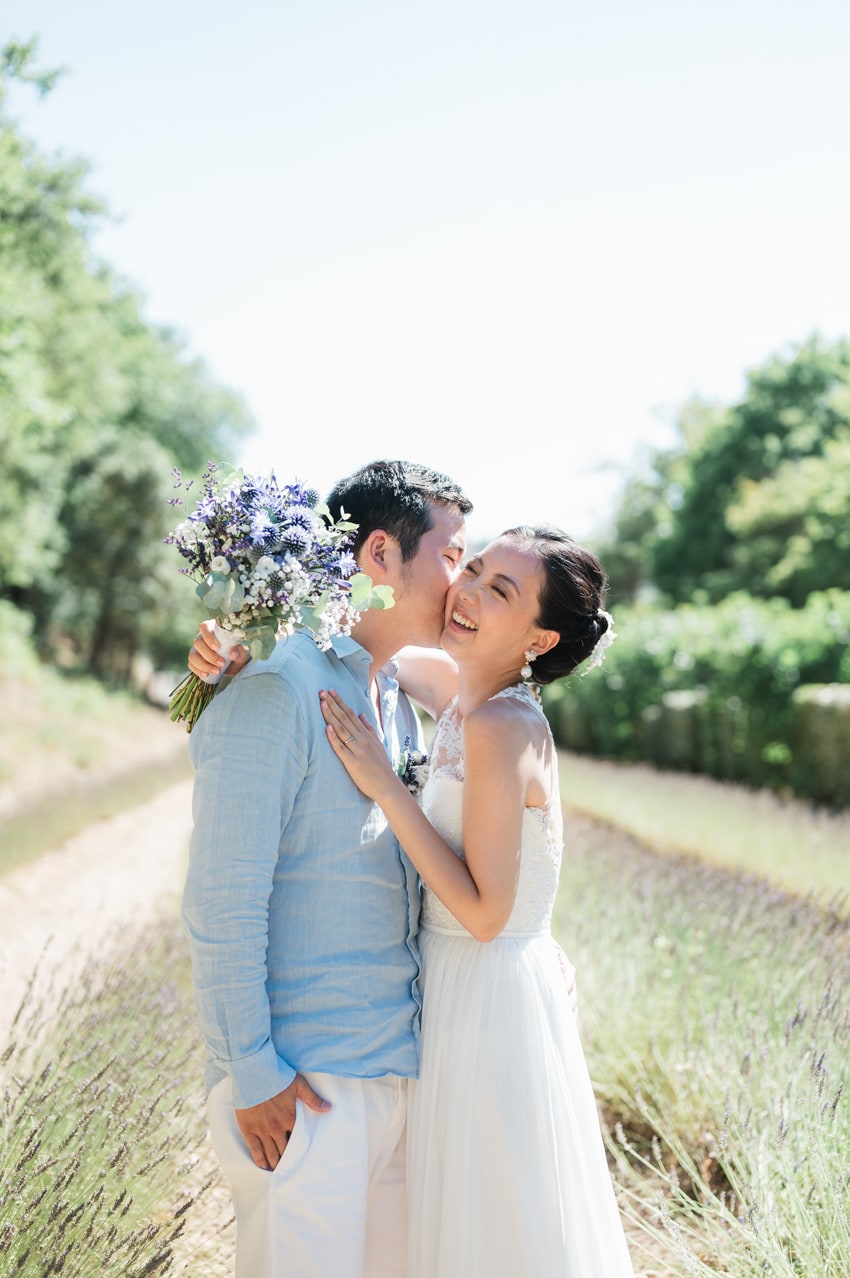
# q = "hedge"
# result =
<box><xmin>543</xmin><ymin>589</ymin><xmax>850</xmax><ymax>806</ymax></box>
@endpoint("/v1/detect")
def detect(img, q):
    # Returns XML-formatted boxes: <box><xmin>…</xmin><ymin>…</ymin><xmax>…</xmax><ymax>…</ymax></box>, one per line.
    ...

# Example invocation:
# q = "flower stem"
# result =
<box><xmin>168</xmin><ymin>673</ymin><xmax>217</xmax><ymax>733</ymax></box>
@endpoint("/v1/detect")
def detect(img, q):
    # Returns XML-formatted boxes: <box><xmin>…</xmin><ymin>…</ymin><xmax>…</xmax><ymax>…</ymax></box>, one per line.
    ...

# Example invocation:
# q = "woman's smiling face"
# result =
<box><xmin>441</xmin><ymin>536</ymin><xmax>555</xmax><ymax>676</ymax></box>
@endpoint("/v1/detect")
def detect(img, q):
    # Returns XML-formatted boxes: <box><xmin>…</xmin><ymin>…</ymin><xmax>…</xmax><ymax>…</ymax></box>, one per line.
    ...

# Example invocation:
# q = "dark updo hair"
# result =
<box><xmin>501</xmin><ymin>524</ymin><xmax>609</xmax><ymax>685</ymax></box>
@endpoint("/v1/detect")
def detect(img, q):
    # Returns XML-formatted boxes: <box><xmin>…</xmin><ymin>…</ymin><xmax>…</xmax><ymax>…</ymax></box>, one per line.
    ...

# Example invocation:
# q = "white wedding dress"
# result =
<box><xmin>407</xmin><ymin>685</ymin><xmax>635</xmax><ymax>1277</ymax></box>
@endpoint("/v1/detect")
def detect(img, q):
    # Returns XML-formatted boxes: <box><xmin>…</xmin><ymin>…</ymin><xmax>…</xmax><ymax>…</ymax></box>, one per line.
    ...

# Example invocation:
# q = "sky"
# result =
<box><xmin>4</xmin><ymin>0</ymin><xmax>850</xmax><ymax>546</ymax></box>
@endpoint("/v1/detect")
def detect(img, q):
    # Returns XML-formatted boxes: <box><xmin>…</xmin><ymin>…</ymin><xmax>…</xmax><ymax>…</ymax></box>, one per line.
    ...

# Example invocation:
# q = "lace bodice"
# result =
<box><xmin>419</xmin><ymin>685</ymin><xmax>563</xmax><ymax>937</ymax></box>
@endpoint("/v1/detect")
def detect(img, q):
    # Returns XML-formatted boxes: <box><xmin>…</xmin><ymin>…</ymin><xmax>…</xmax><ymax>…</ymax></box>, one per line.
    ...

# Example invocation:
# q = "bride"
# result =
<box><xmin>318</xmin><ymin>524</ymin><xmax>634</xmax><ymax>1277</ymax></box>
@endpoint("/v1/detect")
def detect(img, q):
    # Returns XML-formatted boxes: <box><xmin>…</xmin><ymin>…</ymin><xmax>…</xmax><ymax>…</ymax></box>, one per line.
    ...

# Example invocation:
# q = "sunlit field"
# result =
<box><xmin>1</xmin><ymin>754</ymin><xmax>848</xmax><ymax>1275</ymax></box>
<box><xmin>560</xmin><ymin>752</ymin><xmax>850</xmax><ymax>915</ymax></box>
<box><xmin>557</xmin><ymin>809</ymin><xmax>850</xmax><ymax>1276</ymax></box>
<box><xmin>0</xmin><ymin>925</ymin><xmax>233</xmax><ymax>1277</ymax></box>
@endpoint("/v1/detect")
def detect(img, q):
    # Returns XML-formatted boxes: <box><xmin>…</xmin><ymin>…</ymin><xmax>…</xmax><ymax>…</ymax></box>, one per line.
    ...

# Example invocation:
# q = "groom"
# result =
<box><xmin>182</xmin><ymin>460</ymin><xmax>471</xmax><ymax>1278</ymax></box>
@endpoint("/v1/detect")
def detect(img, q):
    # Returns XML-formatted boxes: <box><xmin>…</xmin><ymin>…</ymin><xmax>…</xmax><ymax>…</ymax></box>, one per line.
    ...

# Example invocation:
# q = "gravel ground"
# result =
<box><xmin>0</xmin><ymin>782</ymin><xmax>681</xmax><ymax>1277</ymax></box>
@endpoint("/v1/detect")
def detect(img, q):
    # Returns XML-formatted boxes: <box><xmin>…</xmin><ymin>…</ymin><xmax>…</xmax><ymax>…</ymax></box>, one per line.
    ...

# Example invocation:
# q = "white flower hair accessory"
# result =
<box><xmin>581</xmin><ymin>609</ymin><xmax>617</xmax><ymax>676</ymax></box>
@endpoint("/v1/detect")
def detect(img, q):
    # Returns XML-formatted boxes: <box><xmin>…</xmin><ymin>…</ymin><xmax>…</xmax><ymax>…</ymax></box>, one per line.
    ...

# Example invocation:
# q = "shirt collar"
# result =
<box><xmin>328</xmin><ymin>633</ymin><xmax>399</xmax><ymax>689</ymax></box>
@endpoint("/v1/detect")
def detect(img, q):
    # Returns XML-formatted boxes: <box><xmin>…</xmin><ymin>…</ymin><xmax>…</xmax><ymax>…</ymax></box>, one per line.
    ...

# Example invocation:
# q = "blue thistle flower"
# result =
<box><xmin>286</xmin><ymin>482</ymin><xmax>320</xmax><ymax>508</ymax></box>
<box><xmin>286</xmin><ymin>505</ymin><xmax>320</xmax><ymax>534</ymax></box>
<box><xmin>281</xmin><ymin>525</ymin><xmax>312</xmax><ymax>554</ymax></box>
<box><xmin>166</xmin><ymin>463</ymin><xmax>370</xmax><ymax>732</ymax></box>
<box><xmin>249</xmin><ymin>511</ymin><xmax>277</xmax><ymax>545</ymax></box>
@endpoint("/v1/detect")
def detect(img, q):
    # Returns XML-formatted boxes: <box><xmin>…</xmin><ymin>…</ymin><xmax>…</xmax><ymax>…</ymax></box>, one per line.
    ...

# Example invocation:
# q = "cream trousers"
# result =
<box><xmin>207</xmin><ymin>1072</ymin><xmax>409</xmax><ymax>1278</ymax></box>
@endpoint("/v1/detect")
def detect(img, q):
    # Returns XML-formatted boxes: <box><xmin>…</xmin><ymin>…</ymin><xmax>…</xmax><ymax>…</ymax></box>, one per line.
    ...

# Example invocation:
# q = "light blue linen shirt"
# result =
<box><xmin>182</xmin><ymin>631</ymin><xmax>423</xmax><ymax>1109</ymax></box>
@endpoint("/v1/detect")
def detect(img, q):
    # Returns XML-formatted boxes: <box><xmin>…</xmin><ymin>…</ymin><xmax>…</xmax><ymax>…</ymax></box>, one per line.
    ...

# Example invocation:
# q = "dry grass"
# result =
<box><xmin>560</xmin><ymin>750</ymin><xmax>850</xmax><ymax>913</ymax></box>
<box><xmin>559</xmin><ymin>811</ymin><xmax>850</xmax><ymax>1276</ymax></box>
<box><xmin>0</xmin><ymin>667</ymin><xmax>190</xmax><ymax>877</ymax></box>
<box><xmin>3</xmin><ymin>666</ymin><xmax>848</xmax><ymax>1274</ymax></box>
<box><xmin>0</xmin><ymin>922</ymin><xmax>226</xmax><ymax>1276</ymax></box>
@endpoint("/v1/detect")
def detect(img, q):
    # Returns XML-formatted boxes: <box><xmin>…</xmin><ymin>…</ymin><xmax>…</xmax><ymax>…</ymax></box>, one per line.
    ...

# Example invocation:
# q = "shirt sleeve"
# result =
<box><xmin>182</xmin><ymin>669</ymin><xmax>307</xmax><ymax>1108</ymax></box>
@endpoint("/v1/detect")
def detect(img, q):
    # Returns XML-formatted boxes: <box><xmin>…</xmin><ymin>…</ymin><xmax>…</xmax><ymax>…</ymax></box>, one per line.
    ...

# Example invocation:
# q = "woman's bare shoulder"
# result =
<box><xmin>464</xmin><ymin>694</ymin><xmax>548</xmax><ymax>751</ymax></box>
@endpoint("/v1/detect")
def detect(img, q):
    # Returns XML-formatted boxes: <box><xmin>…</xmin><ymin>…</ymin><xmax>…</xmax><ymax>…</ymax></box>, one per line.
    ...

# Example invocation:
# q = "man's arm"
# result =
<box><xmin>234</xmin><ymin>1076</ymin><xmax>330</xmax><ymax>1171</ymax></box>
<box><xmin>182</xmin><ymin>669</ymin><xmax>328</xmax><ymax>1168</ymax></box>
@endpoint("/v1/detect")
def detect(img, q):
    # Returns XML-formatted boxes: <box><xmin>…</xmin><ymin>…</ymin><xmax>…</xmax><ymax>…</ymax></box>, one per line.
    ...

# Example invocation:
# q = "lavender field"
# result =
<box><xmin>1</xmin><ymin>760</ymin><xmax>848</xmax><ymax>1276</ymax></box>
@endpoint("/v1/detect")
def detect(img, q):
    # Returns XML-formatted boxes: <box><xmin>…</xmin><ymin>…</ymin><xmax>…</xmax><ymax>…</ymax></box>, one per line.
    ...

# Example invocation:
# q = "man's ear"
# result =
<box><xmin>358</xmin><ymin>529</ymin><xmax>396</xmax><ymax>581</ymax></box>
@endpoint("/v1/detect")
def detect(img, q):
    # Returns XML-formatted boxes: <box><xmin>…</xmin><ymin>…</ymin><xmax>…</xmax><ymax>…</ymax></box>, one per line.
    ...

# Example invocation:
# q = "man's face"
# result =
<box><xmin>393</xmin><ymin>502</ymin><xmax>467</xmax><ymax>648</ymax></box>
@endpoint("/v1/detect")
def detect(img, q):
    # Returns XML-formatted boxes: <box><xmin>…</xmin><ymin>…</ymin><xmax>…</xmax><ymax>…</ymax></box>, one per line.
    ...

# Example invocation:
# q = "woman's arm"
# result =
<box><xmin>394</xmin><ymin>646</ymin><xmax>458</xmax><ymax>721</ymax></box>
<box><xmin>319</xmin><ymin>689</ymin><xmax>532</xmax><ymax>941</ymax></box>
<box><xmin>186</xmin><ymin>633</ymin><xmax>456</xmax><ymax>706</ymax></box>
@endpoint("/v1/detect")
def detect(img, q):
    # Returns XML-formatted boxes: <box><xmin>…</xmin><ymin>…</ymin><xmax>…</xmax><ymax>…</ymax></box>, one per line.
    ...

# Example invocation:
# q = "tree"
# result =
<box><xmin>726</xmin><ymin>435</ymin><xmax>850</xmax><ymax>605</ymax></box>
<box><xmin>0</xmin><ymin>40</ymin><xmax>255</xmax><ymax>678</ymax></box>
<box><xmin>602</xmin><ymin>336</ymin><xmax>850</xmax><ymax>606</ymax></box>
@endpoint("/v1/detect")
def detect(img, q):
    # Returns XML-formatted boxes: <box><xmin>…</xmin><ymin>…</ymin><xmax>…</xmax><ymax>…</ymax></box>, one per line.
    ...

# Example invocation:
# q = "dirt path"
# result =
<box><xmin>0</xmin><ymin>784</ymin><xmax>682</xmax><ymax>1277</ymax></box>
<box><xmin>0</xmin><ymin>780</ymin><xmax>194</xmax><ymax>1024</ymax></box>
<box><xmin>0</xmin><ymin>777</ymin><xmax>239</xmax><ymax>1276</ymax></box>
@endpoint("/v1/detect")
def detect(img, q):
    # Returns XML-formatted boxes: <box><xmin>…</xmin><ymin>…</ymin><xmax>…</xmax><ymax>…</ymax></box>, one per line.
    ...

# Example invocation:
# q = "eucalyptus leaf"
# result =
<box><xmin>197</xmin><ymin>577</ymin><xmax>229</xmax><ymax>612</ymax></box>
<box><xmin>228</xmin><ymin>579</ymin><xmax>246</xmax><ymax>612</ymax></box>
<box><xmin>348</xmin><ymin>573</ymin><xmax>374</xmax><ymax>609</ymax></box>
<box><xmin>349</xmin><ymin>573</ymin><xmax>395</xmax><ymax>611</ymax></box>
<box><xmin>300</xmin><ymin>590</ymin><xmax>330</xmax><ymax>632</ymax></box>
<box><xmin>368</xmin><ymin>584</ymin><xmax>395</xmax><ymax>611</ymax></box>
<box><xmin>213</xmin><ymin>463</ymin><xmax>243</xmax><ymax>492</ymax></box>
<box><xmin>247</xmin><ymin>629</ymin><xmax>277</xmax><ymax>659</ymax></box>
<box><xmin>197</xmin><ymin>572</ymin><xmax>244</xmax><ymax>615</ymax></box>
<box><xmin>240</xmin><ymin>614</ymin><xmax>278</xmax><ymax>660</ymax></box>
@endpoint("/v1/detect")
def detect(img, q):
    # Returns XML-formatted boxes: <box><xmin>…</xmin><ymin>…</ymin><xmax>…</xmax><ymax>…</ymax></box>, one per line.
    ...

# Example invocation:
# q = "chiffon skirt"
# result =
<box><xmin>407</xmin><ymin>926</ymin><xmax>635</xmax><ymax>1277</ymax></box>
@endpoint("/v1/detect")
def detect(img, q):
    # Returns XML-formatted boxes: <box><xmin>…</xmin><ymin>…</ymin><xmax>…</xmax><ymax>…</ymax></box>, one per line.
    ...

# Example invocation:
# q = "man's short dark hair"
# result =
<box><xmin>326</xmin><ymin>460</ymin><xmax>472</xmax><ymax>562</ymax></box>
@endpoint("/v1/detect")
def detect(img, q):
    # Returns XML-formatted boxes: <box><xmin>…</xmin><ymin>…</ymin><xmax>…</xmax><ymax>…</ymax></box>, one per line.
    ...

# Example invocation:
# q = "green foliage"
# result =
<box><xmin>586</xmin><ymin>456</ymin><xmax>670</xmax><ymax>607</ymax></box>
<box><xmin>348</xmin><ymin>573</ymin><xmax>395</xmax><ymax>611</ymax></box>
<box><xmin>0</xmin><ymin>599</ymin><xmax>38</xmax><ymax>676</ymax></box>
<box><xmin>790</xmin><ymin>683</ymin><xmax>850</xmax><ymax>807</ymax></box>
<box><xmin>0</xmin><ymin>47</ymin><xmax>254</xmax><ymax>680</ymax></box>
<box><xmin>543</xmin><ymin>590</ymin><xmax>850</xmax><ymax>802</ymax></box>
<box><xmin>726</xmin><ymin>434</ymin><xmax>850</xmax><ymax>604</ymax></box>
<box><xmin>653</xmin><ymin>336</ymin><xmax>850</xmax><ymax>602</ymax></box>
<box><xmin>0</xmin><ymin>38</ymin><xmax>64</xmax><ymax>101</ymax></box>
<box><xmin>596</xmin><ymin>337</ymin><xmax>850</xmax><ymax>606</ymax></box>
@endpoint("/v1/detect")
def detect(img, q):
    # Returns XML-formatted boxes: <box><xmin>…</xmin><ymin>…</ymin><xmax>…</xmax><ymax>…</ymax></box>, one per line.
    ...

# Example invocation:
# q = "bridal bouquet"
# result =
<box><xmin>166</xmin><ymin>462</ymin><xmax>393</xmax><ymax>731</ymax></box>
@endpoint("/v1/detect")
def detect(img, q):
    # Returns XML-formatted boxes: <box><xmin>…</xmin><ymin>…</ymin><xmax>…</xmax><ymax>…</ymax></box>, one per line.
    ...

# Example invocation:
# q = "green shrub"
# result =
<box><xmin>545</xmin><ymin>589</ymin><xmax>850</xmax><ymax>802</ymax></box>
<box><xmin>642</xmin><ymin>689</ymin><xmax>708</xmax><ymax>771</ymax></box>
<box><xmin>0</xmin><ymin>600</ymin><xmax>39</xmax><ymax>678</ymax></box>
<box><xmin>790</xmin><ymin>683</ymin><xmax>850</xmax><ymax>806</ymax></box>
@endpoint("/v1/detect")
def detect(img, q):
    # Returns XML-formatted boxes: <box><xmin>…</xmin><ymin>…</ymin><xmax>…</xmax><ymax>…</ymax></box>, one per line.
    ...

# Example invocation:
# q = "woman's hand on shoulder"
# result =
<box><xmin>188</xmin><ymin>619</ymin><xmax>250</xmax><ymax>679</ymax></box>
<box><xmin>319</xmin><ymin>689</ymin><xmax>400</xmax><ymax>804</ymax></box>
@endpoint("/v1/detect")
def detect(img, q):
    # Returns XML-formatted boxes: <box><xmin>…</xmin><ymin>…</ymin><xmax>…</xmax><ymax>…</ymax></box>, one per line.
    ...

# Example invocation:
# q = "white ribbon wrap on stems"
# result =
<box><xmin>200</xmin><ymin>622</ymin><xmax>246</xmax><ymax>685</ymax></box>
